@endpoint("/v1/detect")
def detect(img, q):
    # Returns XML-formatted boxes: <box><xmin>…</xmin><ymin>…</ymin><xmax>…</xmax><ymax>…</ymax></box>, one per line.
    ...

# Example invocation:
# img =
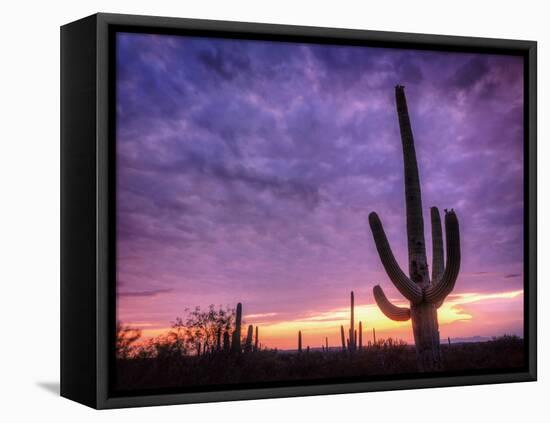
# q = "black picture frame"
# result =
<box><xmin>60</xmin><ymin>12</ymin><xmax>537</xmax><ymax>409</ymax></box>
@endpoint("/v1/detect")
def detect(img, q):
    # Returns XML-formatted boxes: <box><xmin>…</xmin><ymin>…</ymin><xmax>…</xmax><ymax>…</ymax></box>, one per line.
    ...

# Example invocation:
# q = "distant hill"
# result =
<box><xmin>446</xmin><ymin>336</ymin><xmax>492</xmax><ymax>344</ymax></box>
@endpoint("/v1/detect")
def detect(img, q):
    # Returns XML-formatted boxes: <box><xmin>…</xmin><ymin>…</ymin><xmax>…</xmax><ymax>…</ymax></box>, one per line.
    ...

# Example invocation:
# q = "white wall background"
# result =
<box><xmin>0</xmin><ymin>0</ymin><xmax>546</xmax><ymax>420</ymax></box>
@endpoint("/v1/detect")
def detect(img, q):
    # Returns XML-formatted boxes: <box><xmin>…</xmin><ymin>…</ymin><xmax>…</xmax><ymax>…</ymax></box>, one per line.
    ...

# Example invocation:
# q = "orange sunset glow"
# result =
<box><xmin>121</xmin><ymin>287</ymin><xmax>523</xmax><ymax>350</ymax></box>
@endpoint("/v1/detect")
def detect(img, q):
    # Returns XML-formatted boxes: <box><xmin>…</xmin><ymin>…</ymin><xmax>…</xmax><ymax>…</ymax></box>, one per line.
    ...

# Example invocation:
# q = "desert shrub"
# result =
<box><xmin>115</xmin><ymin>322</ymin><xmax>142</xmax><ymax>359</ymax></box>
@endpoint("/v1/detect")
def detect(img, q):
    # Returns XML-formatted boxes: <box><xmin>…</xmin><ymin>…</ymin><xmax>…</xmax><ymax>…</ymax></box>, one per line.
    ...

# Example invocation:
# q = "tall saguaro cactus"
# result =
<box><xmin>369</xmin><ymin>85</ymin><xmax>461</xmax><ymax>371</ymax></box>
<box><xmin>231</xmin><ymin>303</ymin><xmax>242</xmax><ymax>354</ymax></box>
<box><xmin>298</xmin><ymin>330</ymin><xmax>303</xmax><ymax>353</ymax></box>
<box><xmin>349</xmin><ymin>291</ymin><xmax>356</xmax><ymax>351</ymax></box>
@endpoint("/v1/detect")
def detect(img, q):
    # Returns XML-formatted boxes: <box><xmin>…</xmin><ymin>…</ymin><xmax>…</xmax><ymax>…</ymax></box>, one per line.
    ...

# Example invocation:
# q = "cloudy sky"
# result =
<box><xmin>116</xmin><ymin>32</ymin><xmax>524</xmax><ymax>349</ymax></box>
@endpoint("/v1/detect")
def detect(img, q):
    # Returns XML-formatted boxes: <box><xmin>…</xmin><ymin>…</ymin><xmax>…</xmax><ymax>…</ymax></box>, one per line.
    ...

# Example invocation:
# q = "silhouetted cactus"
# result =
<box><xmin>358</xmin><ymin>321</ymin><xmax>363</xmax><ymax>350</ymax></box>
<box><xmin>369</xmin><ymin>86</ymin><xmax>461</xmax><ymax>371</ymax></box>
<box><xmin>222</xmin><ymin>331</ymin><xmax>230</xmax><ymax>353</ymax></box>
<box><xmin>325</xmin><ymin>336</ymin><xmax>329</xmax><ymax>352</ymax></box>
<box><xmin>340</xmin><ymin>325</ymin><xmax>346</xmax><ymax>350</ymax></box>
<box><xmin>298</xmin><ymin>330</ymin><xmax>303</xmax><ymax>353</ymax></box>
<box><xmin>349</xmin><ymin>291</ymin><xmax>356</xmax><ymax>351</ymax></box>
<box><xmin>231</xmin><ymin>303</ymin><xmax>242</xmax><ymax>354</ymax></box>
<box><xmin>245</xmin><ymin>324</ymin><xmax>253</xmax><ymax>353</ymax></box>
<box><xmin>372</xmin><ymin>328</ymin><xmax>376</xmax><ymax>346</ymax></box>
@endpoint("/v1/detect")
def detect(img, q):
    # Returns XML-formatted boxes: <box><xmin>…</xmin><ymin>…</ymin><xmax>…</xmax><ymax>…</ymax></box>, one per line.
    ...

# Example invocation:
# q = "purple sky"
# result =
<box><xmin>116</xmin><ymin>32</ymin><xmax>524</xmax><ymax>346</ymax></box>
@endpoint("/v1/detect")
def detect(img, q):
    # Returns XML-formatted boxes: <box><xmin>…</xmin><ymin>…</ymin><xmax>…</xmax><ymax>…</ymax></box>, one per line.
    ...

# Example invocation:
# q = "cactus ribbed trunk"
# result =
<box><xmin>395</xmin><ymin>86</ymin><xmax>441</xmax><ymax>371</ymax></box>
<box><xmin>396</xmin><ymin>86</ymin><xmax>429</xmax><ymax>284</ymax></box>
<box><xmin>410</xmin><ymin>304</ymin><xmax>440</xmax><ymax>370</ymax></box>
<box><xmin>231</xmin><ymin>302</ymin><xmax>242</xmax><ymax>354</ymax></box>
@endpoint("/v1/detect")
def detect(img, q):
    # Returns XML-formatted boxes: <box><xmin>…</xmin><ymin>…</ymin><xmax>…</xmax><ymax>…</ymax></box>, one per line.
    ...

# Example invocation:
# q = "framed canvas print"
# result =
<box><xmin>60</xmin><ymin>13</ymin><xmax>537</xmax><ymax>409</ymax></box>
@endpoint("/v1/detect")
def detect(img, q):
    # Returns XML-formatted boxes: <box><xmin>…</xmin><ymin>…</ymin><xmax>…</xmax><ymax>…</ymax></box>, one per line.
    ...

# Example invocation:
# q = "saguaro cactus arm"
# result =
<box><xmin>424</xmin><ymin>210</ymin><xmax>460</xmax><ymax>304</ymax></box>
<box><xmin>373</xmin><ymin>285</ymin><xmax>411</xmax><ymax>321</ymax></box>
<box><xmin>430</xmin><ymin>207</ymin><xmax>444</xmax><ymax>284</ymax></box>
<box><xmin>369</xmin><ymin>212</ymin><xmax>423</xmax><ymax>304</ymax></box>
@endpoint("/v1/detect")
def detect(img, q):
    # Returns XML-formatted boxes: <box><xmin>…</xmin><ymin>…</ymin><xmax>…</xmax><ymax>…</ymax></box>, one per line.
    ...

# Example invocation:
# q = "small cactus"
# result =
<box><xmin>231</xmin><ymin>303</ymin><xmax>242</xmax><ymax>354</ymax></box>
<box><xmin>358</xmin><ymin>321</ymin><xmax>363</xmax><ymax>350</ymax></box>
<box><xmin>340</xmin><ymin>325</ymin><xmax>346</xmax><ymax>350</ymax></box>
<box><xmin>298</xmin><ymin>330</ymin><xmax>303</xmax><ymax>353</ymax></box>
<box><xmin>222</xmin><ymin>331</ymin><xmax>230</xmax><ymax>353</ymax></box>
<box><xmin>244</xmin><ymin>324</ymin><xmax>253</xmax><ymax>353</ymax></box>
<box><xmin>254</xmin><ymin>326</ymin><xmax>259</xmax><ymax>352</ymax></box>
<box><xmin>350</xmin><ymin>291</ymin><xmax>356</xmax><ymax>351</ymax></box>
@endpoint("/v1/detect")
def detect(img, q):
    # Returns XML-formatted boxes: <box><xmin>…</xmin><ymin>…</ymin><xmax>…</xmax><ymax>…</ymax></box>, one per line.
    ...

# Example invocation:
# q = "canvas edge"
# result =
<box><xmin>60</xmin><ymin>13</ymin><xmax>99</xmax><ymax>409</ymax></box>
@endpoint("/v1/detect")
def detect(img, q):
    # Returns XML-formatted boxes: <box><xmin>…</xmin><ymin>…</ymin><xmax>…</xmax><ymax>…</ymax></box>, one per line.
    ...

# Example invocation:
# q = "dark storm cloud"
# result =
<box><xmin>115</xmin><ymin>33</ymin><xmax>524</xmax><ymax>325</ymax></box>
<box><xmin>197</xmin><ymin>44</ymin><xmax>252</xmax><ymax>80</ymax></box>
<box><xmin>448</xmin><ymin>56</ymin><xmax>490</xmax><ymax>90</ymax></box>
